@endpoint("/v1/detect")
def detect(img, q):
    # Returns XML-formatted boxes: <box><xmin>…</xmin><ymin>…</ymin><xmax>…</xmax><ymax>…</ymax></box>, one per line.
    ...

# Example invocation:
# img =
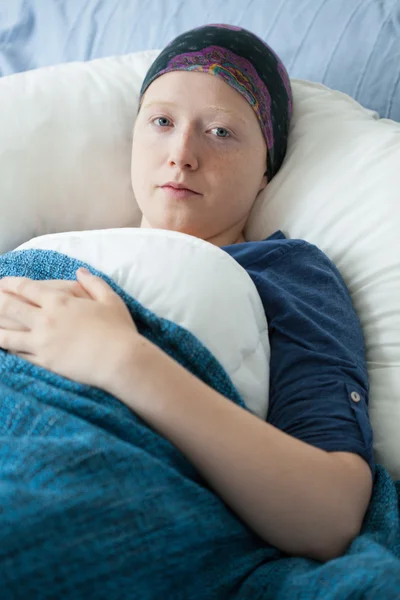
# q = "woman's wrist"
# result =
<box><xmin>101</xmin><ymin>331</ymin><xmax>157</xmax><ymax>403</ymax></box>
<box><xmin>101</xmin><ymin>330</ymin><xmax>199</xmax><ymax>421</ymax></box>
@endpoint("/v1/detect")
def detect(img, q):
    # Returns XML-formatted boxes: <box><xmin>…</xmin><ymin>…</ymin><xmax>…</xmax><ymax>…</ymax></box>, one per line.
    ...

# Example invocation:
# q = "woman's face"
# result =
<box><xmin>131</xmin><ymin>70</ymin><xmax>267</xmax><ymax>246</ymax></box>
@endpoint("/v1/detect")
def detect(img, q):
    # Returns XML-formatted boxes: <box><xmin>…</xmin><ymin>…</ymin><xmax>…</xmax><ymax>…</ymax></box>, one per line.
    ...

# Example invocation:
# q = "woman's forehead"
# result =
<box><xmin>142</xmin><ymin>71</ymin><xmax>255</xmax><ymax>118</ymax></box>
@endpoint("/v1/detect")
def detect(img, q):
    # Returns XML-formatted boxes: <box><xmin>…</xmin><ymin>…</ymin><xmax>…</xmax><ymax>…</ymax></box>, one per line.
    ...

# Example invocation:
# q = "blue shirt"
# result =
<box><xmin>223</xmin><ymin>230</ymin><xmax>375</xmax><ymax>477</ymax></box>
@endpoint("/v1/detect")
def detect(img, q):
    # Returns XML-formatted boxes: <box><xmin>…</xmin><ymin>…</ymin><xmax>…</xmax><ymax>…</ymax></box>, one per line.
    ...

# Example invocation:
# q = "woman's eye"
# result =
<box><xmin>211</xmin><ymin>127</ymin><xmax>230</xmax><ymax>138</ymax></box>
<box><xmin>153</xmin><ymin>117</ymin><xmax>171</xmax><ymax>127</ymax></box>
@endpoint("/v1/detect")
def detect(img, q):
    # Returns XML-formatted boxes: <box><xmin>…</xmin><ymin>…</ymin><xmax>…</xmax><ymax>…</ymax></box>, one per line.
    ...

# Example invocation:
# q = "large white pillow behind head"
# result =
<box><xmin>1</xmin><ymin>51</ymin><xmax>400</xmax><ymax>477</ymax></box>
<box><xmin>0</xmin><ymin>51</ymin><xmax>159</xmax><ymax>253</ymax></box>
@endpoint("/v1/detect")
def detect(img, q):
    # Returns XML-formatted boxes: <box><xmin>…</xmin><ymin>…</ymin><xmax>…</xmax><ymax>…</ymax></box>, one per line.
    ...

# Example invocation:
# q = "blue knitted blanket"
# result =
<box><xmin>0</xmin><ymin>249</ymin><xmax>399</xmax><ymax>600</ymax></box>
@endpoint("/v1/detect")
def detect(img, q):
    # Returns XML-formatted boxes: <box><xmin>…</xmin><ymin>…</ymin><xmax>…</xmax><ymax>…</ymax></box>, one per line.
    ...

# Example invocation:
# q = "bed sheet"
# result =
<box><xmin>0</xmin><ymin>0</ymin><xmax>399</xmax><ymax>121</ymax></box>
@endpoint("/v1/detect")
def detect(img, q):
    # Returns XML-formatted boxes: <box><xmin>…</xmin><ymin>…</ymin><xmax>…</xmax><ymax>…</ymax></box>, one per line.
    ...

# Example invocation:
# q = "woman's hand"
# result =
<box><xmin>0</xmin><ymin>268</ymin><xmax>139</xmax><ymax>390</ymax></box>
<box><xmin>0</xmin><ymin>279</ymin><xmax>92</xmax><ymax>331</ymax></box>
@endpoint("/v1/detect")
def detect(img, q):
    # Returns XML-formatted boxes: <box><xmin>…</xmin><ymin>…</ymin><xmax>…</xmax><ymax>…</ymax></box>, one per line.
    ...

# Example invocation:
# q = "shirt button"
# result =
<box><xmin>351</xmin><ymin>391</ymin><xmax>361</xmax><ymax>403</ymax></box>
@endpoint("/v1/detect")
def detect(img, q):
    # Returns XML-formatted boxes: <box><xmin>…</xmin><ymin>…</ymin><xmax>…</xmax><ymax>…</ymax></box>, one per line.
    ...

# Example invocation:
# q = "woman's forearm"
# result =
<box><xmin>106</xmin><ymin>334</ymin><xmax>371</xmax><ymax>562</ymax></box>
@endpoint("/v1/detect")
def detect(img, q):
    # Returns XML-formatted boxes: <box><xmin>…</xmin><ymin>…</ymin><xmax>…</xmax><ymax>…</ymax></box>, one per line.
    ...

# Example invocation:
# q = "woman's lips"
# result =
<box><xmin>161</xmin><ymin>185</ymin><xmax>201</xmax><ymax>199</ymax></box>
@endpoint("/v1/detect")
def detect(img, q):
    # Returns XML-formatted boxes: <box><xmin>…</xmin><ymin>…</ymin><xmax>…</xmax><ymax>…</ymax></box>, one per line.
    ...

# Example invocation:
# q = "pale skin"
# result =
<box><xmin>0</xmin><ymin>71</ymin><xmax>372</xmax><ymax>562</ymax></box>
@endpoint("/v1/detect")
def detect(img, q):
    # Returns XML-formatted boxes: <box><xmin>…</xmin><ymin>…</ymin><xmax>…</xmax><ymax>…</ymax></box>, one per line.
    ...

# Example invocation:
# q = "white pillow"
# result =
<box><xmin>0</xmin><ymin>51</ymin><xmax>156</xmax><ymax>253</ymax></box>
<box><xmin>15</xmin><ymin>228</ymin><xmax>270</xmax><ymax>420</ymax></box>
<box><xmin>1</xmin><ymin>51</ymin><xmax>400</xmax><ymax>477</ymax></box>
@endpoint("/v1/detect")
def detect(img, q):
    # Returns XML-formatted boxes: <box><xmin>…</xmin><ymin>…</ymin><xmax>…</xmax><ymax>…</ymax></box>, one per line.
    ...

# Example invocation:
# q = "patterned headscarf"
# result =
<box><xmin>139</xmin><ymin>24</ymin><xmax>293</xmax><ymax>182</ymax></box>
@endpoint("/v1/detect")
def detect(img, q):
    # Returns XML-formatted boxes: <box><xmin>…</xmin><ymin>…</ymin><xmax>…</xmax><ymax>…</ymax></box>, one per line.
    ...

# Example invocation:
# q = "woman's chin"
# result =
<box><xmin>143</xmin><ymin>219</ymin><xmax>206</xmax><ymax>239</ymax></box>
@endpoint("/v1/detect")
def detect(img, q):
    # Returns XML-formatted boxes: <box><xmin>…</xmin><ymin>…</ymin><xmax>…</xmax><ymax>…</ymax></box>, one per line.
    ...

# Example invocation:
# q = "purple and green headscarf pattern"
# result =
<box><xmin>139</xmin><ymin>24</ymin><xmax>293</xmax><ymax>182</ymax></box>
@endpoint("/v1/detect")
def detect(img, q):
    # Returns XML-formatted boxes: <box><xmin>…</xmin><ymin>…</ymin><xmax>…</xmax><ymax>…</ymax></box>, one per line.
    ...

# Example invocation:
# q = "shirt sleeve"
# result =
<box><xmin>250</xmin><ymin>240</ymin><xmax>375</xmax><ymax>477</ymax></box>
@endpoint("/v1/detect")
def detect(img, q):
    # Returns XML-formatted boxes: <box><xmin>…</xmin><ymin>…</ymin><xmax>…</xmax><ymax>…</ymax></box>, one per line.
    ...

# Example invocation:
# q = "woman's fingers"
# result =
<box><xmin>0</xmin><ymin>277</ymin><xmax>93</xmax><ymax>313</ymax></box>
<box><xmin>0</xmin><ymin>328</ymin><xmax>32</xmax><ymax>354</ymax></box>
<box><xmin>0</xmin><ymin>277</ymin><xmax>48</xmax><ymax>307</ymax></box>
<box><xmin>0</xmin><ymin>279</ymin><xmax>89</xmax><ymax>332</ymax></box>
<box><xmin>0</xmin><ymin>291</ymin><xmax>39</xmax><ymax>328</ymax></box>
<box><xmin>41</xmin><ymin>280</ymin><xmax>92</xmax><ymax>299</ymax></box>
<box><xmin>0</xmin><ymin>316</ymin><xmax>29</xmax><ymax>331</ymax></box>
<box><xmin>0</xmin><ymin>277</ymin><xmax>93</xmax><ymax>339</ymax></box>
<box><xmin>0</xmin><ymin>276</ymin><xmax>91</xmax><ymax>307</ymax></box>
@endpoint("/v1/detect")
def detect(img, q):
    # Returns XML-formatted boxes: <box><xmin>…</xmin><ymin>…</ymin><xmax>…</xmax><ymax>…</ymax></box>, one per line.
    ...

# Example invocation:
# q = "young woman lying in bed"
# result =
<box><xmin>0</xmin><ymin>24</ymin><xmax>373</xmax><ymax>563</ymax></box>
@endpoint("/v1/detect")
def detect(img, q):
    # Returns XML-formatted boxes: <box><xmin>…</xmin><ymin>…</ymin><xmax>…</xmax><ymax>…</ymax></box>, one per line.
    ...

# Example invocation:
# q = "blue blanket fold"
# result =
<box><xmin>0</xmin><ymin>248</ymin><xmax>400</xmax><ymax>599</ymax></box>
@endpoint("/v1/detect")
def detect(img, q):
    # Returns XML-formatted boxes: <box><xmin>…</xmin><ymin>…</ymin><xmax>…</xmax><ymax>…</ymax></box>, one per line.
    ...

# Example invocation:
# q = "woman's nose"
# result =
<box><xmin>168</xmin><ymin>132</ymin><xmax>199</xmax><ymax>170</ymax></box>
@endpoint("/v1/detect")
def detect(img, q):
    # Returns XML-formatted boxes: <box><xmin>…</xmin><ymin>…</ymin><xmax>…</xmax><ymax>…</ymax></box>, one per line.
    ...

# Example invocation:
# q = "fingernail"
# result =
<box><xmin>78</xmin><ymin>267</ymin><xmax>90</xmax><ymax>275</ymax></box>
